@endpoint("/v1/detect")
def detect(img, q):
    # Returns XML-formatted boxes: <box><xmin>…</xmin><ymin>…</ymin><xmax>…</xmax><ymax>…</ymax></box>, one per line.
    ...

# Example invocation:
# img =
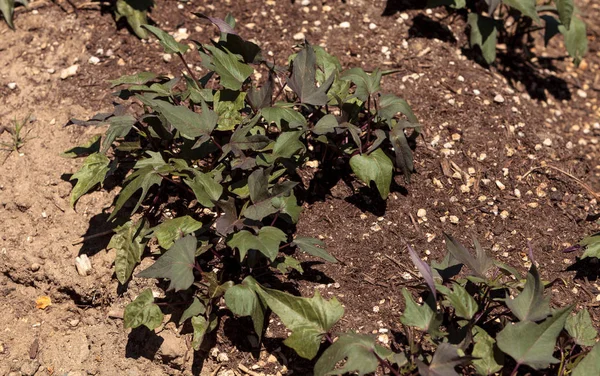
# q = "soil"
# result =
<box><xmin>1</xmin><ymin>0</ymin><xmax>599</xmax><ymax>375</ymax></box>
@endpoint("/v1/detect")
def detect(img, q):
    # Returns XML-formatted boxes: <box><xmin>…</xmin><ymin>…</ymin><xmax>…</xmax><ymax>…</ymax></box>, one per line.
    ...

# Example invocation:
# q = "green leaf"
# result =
<box><xmin>244</xmin><ymin>276</ymin><xmax>344</xmax><ymax>360</ymax></box>
<box><xmin>472</xmin><ymin>326</ymin><xmax>503</xmax><ymax>375</ymax></box>
<box><xmin>271</xmin><ymin>192</ymin><xmax>302</xmax><ymax>223</ymax></box>
<box><xmin>497</xmin><ymin>305</ymin><xmax>573</xmax><ymax>370</ymax></box>
<box><xmin>227</xmin><ymin>226</ymin><xmax>287</xmax><ymax>261</ymax></box>
<box><xmin>184</xmin><ymin>172</ymin><xmax>223</xmax><ymax>208</ymax></box>
<box><xmin>273</xmin><ymin>131</ymin><xmax>305</xmax><ymax>159</ymax></box>
<box><xmin>0</xmin><ymin>0</ymin><xmax>15</xmax><ymax>29</ymax></box>
<box><xmin>417</xmin><ymin>343</ymin><xmax>469</xmax><ymax>376</ymax></box>
<box><xmin>115</xmin><ymin>0</ymin><xmax>152</xmax><ymax>39</ymax></box>
<box><xmin>61</xmin><ymin>135</ymin><xmax>101</xmax><ymax>158</ymax></box>
<box><xmin>273</xmin><ymin>256</ymin><xmax>304</xmax><ymax>274</ymax></box>
<box><xmin>109</xmin><ymin>72</ymin><xmax>158</xmax><ymax>87</ymax></box>
<box><xmin>580</xmin><ymin>234</ymin><xmax>600</xmax><ymax>259</ymax></box>
<box><xmin>400</xmin><ymin>289</ymin><xmax>443</xmax><ymax>337</ymax></box>
<box><xmin>502</xmin><ymin>0</ymin><xmax>540</xmax><ymax>23</ymax></box>
<box><xmin>248</xmin><ymin>167</ymin><xmax>269</xmax><ymax>203</ymax></box>
<box><xmin>242</xmin><ymin>181</ymin><xmax>297</xmax><ymax>221</ymax></box>
<box><xmin>559</xmin><ymin>15</ymin><xmax>588</xmax><ymax>66</ymax></box>
<box><xmin>149</xmin><ymin>216</ymin><xmax>203</xmax><ymax>249</ymax></box>
<box><xmin>438</xmin><ymin>283</ymin><xmax>478</xmax><ymax>320</ymax></box>
<box><xmin>292</xmin><ymin>237</ymin><xmax>337</xmax><ymax>263</ymax></box>
<box><xmin>566</xmin><ymin>309</ymin><xmax>597</xmax><ymax>346</ymax></box>
<box><xmin>70</xmin><ymin>153</ymin><xmax>110</xmax><ymax>208</ymax></box>
<box><xmin>340</xmin><ymin>67</ymin><xmax>382</xmax><ymax>102</ymax></box>
<box><xmin>349</xmin><ymin>148</ymin><xmax>393</xmax><ymax>199</ymax></box>
<box><xmin>191</xmin><ymin>315</ymin><xmax>209</xmax><ymax>350</ymax></box>
<box><xmin>314</xmin><ymin>333</ymin><xmax>393</xmax><ymax>376</ymax></box>
<box><xmin>143</xmin><ymin>24</ymin><xmax>189</xmax><ymax>54</ymax></box>
<box><xmin>247</xmin><ymin>76</ymin><xmax>273</xmax><ymax>110</ymax></box>
<box><xmin>214</xmin><ymin>89</ymin><xmax>246</xmax><ymax>131</ymax></box>
<box><xmin>313</xmin><ymin>114</ymin><xmax>338</xmax><ymax>135</ymax></box>
<box><xmin>123</xmin><ymin>289</ymin><xmax>164</xmax><ymax>330</ymax></box>
<box><xmin>554</xmin><ymin>0</ymin><xmax>574</xmax><ymax>30</ymax></box>
<box><xmin>378</xmin><ymin>94</ymin><xmax>418</xmax><ymax>123</ymax></box>
<box><xmin>468</xmin><ymin>13</ymin><xmax>498</xmax><ymax>64</ymax></box>
<box><xmin>288</xmin><ymin>43</ymin><xmax>333</xmax><ymax>106</ymax></box>
<box><xmin>505</xmin><ymin>263</ymin><xmax>550</xmax><ymax>322</ymax></box>
<box><xmin>573</xmin><ymin>343</ymin><xmax>600</xmax><ymax>376</ymax></box>
<box><xmin>137</xmin><ymin>235</ymin><xmax>197</xmax><ymax>291</ymax></box>
<box><xmin>110</xmin><ymin>165</ymin><xmax>163</xmax><ymax>219</ymax></box>
<box><xmin>443</xmin><ymin>234</ymin><xmax>493</xmax><ymax>278</ymax></box>
<box><xmin>109</xmin><ymin>220</ymin><xmax>149</xmax><ymax>284</ymax></box>
<box><xmin>204</xmin><ymin>45</ymin><xmax>253</xmax><ymax>90</ymax></box>
<box><xmin>179</xmin><ymin>297</ymin><xmax>206</xmax><ymax>324</ymax></box>
<box><xmin>224</xmin><ymin>283</ymin><xmax>266</xmax><ymax>338</ymax></box>
<box><xmin>262</xmin><ymin>105</ymin><xmax>307</xmax><ymax>129</ymax></box>
<box><xmin>102</xmin><ymin>115</ymin><xmax>136</xmax><ymax>152</ymax></box>
<box><xmin>389</xmin><ymin>120</ymin><xmax>416</xmax><ymax>183</ymax></box>
<box><xmin>150</xmin><ymin>99</ymin><xmax>217</xmax><ymax>140</ymax></box>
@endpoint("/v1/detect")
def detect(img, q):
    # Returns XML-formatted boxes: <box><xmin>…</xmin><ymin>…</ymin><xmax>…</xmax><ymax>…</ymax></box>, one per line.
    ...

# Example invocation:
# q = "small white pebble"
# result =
<box><xmin>495</xmin><ymin>180</ymin><xmax>506</xmax><ymax>190</ymax></box>
<box><xmin>577</xmin><ymin>89</ymin><xmax>587</xmax><ymax>98</ymax></box>
<box><xmin>369</xmin><ymin>23</ymin><xmax>377</xmax><ymax>30</ymax></box>
<box><xmin>543</xmin><ymin>138</ymin><xmax>552</xmax><ymax>146</ymax></box>
<box><xmin>449</xmin><ymin>215</ymin><xmax>459</xmax><ymax>224</ymax></box>
<box><xmin>372</xmin><ymin>306</ymin><xmax>380</xmax><ymax>313</ymax></box>
<box><xmin>457</xmin><ymin>75</ymin><xmax>464</xmax><ymax>82</ymax></box>
<box><xmin>494</xmin><ymin>94</ymin><xmax>505</xmax><ymax>103</ymax></box>
<box><xmin>293</xmin><ymin>32</ymin><xmax>305</xmax><ymax>40</ymax></box>
<box><xmin>417</xmin><ymin>209</ymin><xmax>427</xmax><ymax>218</ymax></box>
<box><xmin>7</xmin><ymin>82</ymin><xmax>17</xmax><ymax>90</ymax></box>
<box><xmin>88</xmin><ymin>56</ymin><xmax>100</xmax><ymax>65</ymax></box>
<box><xmin>339</xmin><ymin>21</ymin><xmax>351</xmax><ymax>28</ymax></box>
<box><xmin>163</xmin><ymin>54</ymin><xmax>172</xmax><ymax>63</ymax></box>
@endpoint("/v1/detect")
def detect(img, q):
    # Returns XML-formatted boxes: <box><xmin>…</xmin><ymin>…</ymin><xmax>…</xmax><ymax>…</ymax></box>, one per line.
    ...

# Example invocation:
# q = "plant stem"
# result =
<box><xmin>373</xmin><ymin>351</ymin><xmax>401</xmax><ymax>376</ymax></box>
<box><xmin>510</xmin><ymin>362</ymin><xmax>521</xmax><ymax>376</ymax></box>
<box><xmin>177</xmin><ymin>52</ymin><xmax>200</xmax><ymax>85</ymax></box>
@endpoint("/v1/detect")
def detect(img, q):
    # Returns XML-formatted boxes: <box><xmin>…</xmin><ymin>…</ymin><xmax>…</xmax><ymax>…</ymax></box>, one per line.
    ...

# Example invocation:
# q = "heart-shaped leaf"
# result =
<box><xmin>123</xmin><ymin>289</ymin><xmax>164</xmax><ymax>330</ymax></box>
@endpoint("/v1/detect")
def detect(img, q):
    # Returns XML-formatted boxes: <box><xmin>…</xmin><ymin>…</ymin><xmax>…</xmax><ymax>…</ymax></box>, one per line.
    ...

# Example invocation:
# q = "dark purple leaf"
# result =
<box><xmin>194</xmin><ymin>13</ymin><xmax>238</xmax><ymax>35</ymax></box>
<box><xmin>407</xmin><ymin>245</ymin><xmax>437</xmax><ymax>300</ymax></box>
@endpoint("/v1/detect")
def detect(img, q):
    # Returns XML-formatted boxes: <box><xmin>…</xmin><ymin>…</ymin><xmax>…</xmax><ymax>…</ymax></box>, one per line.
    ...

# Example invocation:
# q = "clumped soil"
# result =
<box><xmin>1</xmin><ymin>0</ymin><xmax>599</xmax><ymax>375</ymax></box>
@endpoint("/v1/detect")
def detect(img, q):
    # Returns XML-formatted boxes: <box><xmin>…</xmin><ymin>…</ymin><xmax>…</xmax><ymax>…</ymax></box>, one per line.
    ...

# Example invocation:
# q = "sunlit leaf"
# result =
<box><xmin>505</xmin><ymin>263</ymin><xmax>550</xmax><ymax>322</ymax></box>
<box><xmin>554</xmin><ymin>0</ymin><xmax>574</xmax><ymax>30</ymax></box>
<box><xmin>143</xmin><ymin>24</ymin><xmax>189</xmax><ymax>54</ymax></box>
<box><xmin>468</xmin><ymin>13</ymin><xmax>497</xmax><ymax>64</ymax></box>
<box><xmin>438</xmin><ymin>283</ymin><xmax>477</xmax><ymax>320</ymax></box>
<box><xmin>204</xmin><ymin>45</ymin><xmax>253</xmax><ymax>90</ymax></box>
<box><xmin>472</xmin><ymin>326</ymin><xmax>503</xmax><ymax>375</ymax></box>
<box><xmin>340</xmin><ymin>67</ymin><xmax>382</xmax><ymax>102</ymax></box>
<box><xmin>148</xmin><ymin>216</ymin><xmax>203</xmax><ymax>249</ymax></box>
<box><xmin>314</xmin><ymin>333</ymin><xmax>393</xmax><ymax>376</ymax></box>
<box><xmin>350</xmin><ymin>148</ymin><xmax>393</xmax><ymax>199</ymax></box>
<box><xmin>123</xmin><ymin>289</ymin><xmax>164</xmax><ymax>330</ymax></box>
<box><xmin>444</xmin><ymin>234</ymin><xmax>492</xmax><ymax>278</ymax></box>
<box><xmin>0</xmin><ymin>0</ymin><xmax>15</xmax><ymax>29</ymax></box>
<box><xmin>559</xmin><ymin>15</ymin><xmax>587</xmax><ymax>66</ymax></box>
<box><xmin>184</xmin><ymin>172</ymin><xmax>223</xmax><ymax>208</ymax></box>
<box><xmin>497</xmin><ymin>305</ymin><xmax>573</xmax><ymax>370</ymax></box>
<box><xmin>502</xmin><ymin>0</ymin><xmax>540</xmax><ymax>23</ymax></box>
<box><xmin>191</xmin><ymin>315</ymin><xmax>209</xmax><ymax>350</ymax></box>
<box><xmin>110</xmin><ymin>165</ymin><xmax>164</xmax><ymax>219</ymax></box>
<box><xmin>115</xmin><ymin>0</ymin><xmax>152</xmax><ymax>39</ymax></box>
<box><xmin>566</xmin><ymin>309</ymin><xmax>597</xmax><ymax>346</ymax></box>
<box><xmin>70</xmin><ymin>153</ymin><xmax>110</xmax><ymax>208</ymax></box>
<box><xmin>224</xmin><ymin>283</ymin><xmax>266</xmax><ymax>338</ymax></box>
<box><xmin>179</xmin><ymin>297</ymin><xmax>206</xmax><ymax>324</ymax></box>
<box><xmin>109</xmin><ymin>220</ymin><xmax>149</xmax><ymax>284</ymax></box>
<box><xmin>400</xmin><ymin>289</ymin><xmax>443</xmax><ymax>337</ymax></box>
<box><xmin>227</xmin><ymin>226</ymin><xmax>287</xmax><ymax>261</ymax></box>
<box><xmin>573</xmin><ymin>343</ymin><xmax>600</xmax><ymax>376</ymax></box>
<box><xmin>288</xmin><ymin>43</ymin><xmax>333</xmax><ymax>106</ymax></box>
<box><xmin>244</xmin><ymin>276</ymin><xmax>344</xmax><ymax>360</ymax></box>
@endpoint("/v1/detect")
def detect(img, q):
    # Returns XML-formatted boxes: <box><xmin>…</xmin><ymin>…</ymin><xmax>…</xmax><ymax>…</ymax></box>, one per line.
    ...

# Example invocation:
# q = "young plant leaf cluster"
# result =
<box><xmin>65</xmin><ymin>15</ymin><xmax>419</xmax><ymax>360</ymax></box>
<box><xmin>316</xmin><ymin>234</ymin><xmax>599</xmax><ymax>375</ymax></box>
<box><xmin>428</xmin><ymin>0</ymin><xmax>588</xmax><ymax>65</ymax></box>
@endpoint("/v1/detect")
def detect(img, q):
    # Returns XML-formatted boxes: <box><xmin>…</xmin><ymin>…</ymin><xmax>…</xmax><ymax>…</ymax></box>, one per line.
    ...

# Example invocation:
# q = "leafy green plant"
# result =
<box><xmin>427</xmin><ymin>0</ymin><xmax>588</xmax><ymax>65</ymax></box>
<box><xmin>575</xmin><ymin>232</ymin><xmax>600</xmax><ymax>259</ymax></box>
<box><xmin>65</xmin><ymin>14</ymin><xmax>419</xmax><ymax>360</ymax></box>
<box><xmin>315</xmin><ymin>235</ymin><xmax>599</xmax><ymax>375</ymax></box>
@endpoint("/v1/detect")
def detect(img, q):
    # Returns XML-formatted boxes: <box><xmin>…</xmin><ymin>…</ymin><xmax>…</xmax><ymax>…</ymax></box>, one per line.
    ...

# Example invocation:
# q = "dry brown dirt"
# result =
<box><xmin>1</xmin><ymin>0</ymin><xmax>600</xmax><ymax>375</ymax></box>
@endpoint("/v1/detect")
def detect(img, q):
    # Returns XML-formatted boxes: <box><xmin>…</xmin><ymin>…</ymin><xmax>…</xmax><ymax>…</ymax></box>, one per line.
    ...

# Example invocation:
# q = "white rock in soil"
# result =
<box><xmin>217</xmin><ymin>352</ymin><xmax>229</xmax><ymax>362</ymax></box>
<box><xmin>369</xmin><ymin>23</ymin><xmax>377</xmax><ymax>30</ymax></box>
<box><xmin>88</xmin><ymin>56</ymin><xmax>100</xmax><ymax>65</ymax></box>
<box><xmin>577</xmin><ymin>89</ymin><xmax>587</xmax><ymax>98</ymax></box>
<box><xmin>495</xmin><ymin>180</ymin><xmax>506</xmax><ymax>190</ymax></box>
<box><xmin>493</xmin><ymin>94</ymin><xmax>505</xmax><ymax>103</ymax></box>
<box><xmin>293</xmin><ymin>32</ymin><xmax>305</xmax><ymax>40</ymax></box>
<box><xmin>60</xmin><ymin>64</ymin><xmax>79</xmax><ymax>79</ymax></box>
<box><xmin>543</xmin><ymin>138</ymin><xmax>552</xmax><ymax>146</ymax></box>
<box><xmin>339</xmin><ymin>21</ymin><xmax>351</xmax><ymax>28</ymax></box>
<box><xmin>417</xmin><ymin>209</ymin><xmax>427</xmax><ymax>218</ymax></box>
<box><xmin>163</xmin><ymin>54</ymin><xmax>172</xmax><ymax>63</ymax></box>
<box><xmin>449</xmin><ymin>215</ymin><xmax>459</xmax><ymax>224</ymax></box>
<box><xmin>75</xmin><ymin>254</ymin><xmax>92</xmax><ymax>276</ymax></box>
<box><xmin>7</xmin><ymin>82</ymin><xmax>17</xmax><ymax>90</ymax></box>
<box><xmin>301</xmin><ymin>0</ymin><xmax>310</xmax><ymax>5</ymax></box>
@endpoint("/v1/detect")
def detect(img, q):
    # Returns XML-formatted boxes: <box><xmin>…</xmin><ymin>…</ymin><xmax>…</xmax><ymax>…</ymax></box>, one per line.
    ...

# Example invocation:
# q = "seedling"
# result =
<box><xmin>0</xmin><ymin>113</ymin><xmax>33</xmax><ymax>161</ymax></box>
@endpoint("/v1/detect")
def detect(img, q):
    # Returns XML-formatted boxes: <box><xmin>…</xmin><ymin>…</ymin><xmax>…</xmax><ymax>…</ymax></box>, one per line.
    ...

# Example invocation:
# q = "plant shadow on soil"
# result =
<box><xmin>382</xmin><ymin>1</ymin><xmax>572</xmax><ymax>101</ymax></box>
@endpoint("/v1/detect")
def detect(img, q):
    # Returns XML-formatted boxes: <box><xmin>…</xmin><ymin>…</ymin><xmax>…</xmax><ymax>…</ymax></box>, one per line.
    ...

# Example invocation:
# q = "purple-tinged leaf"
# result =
<box><xmin>194</xmin><ymin>13</ymin><xmax>238</xmax><ymax>35</ymax></box>
<box><xmin>407</xmin><ymin>245</ymin><xmax>436</xmax><ymax>300</ymax></box>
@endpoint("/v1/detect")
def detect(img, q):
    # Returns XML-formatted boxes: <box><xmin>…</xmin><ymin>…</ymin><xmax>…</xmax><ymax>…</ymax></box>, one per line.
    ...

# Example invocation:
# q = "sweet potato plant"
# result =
<box><xmin>428</xmin><ymin>0</ymin><xmax>588</xmax><ymax>65</ymax></box>
<box><xmin>65</xmin><ymin>13</ymin><xmax>419</xmax><ymax>364</ymax></box>
<box><xmin>317</xmin><ymin>235</ymin><xmax>600</xmax><ymax>375</ymax></box>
